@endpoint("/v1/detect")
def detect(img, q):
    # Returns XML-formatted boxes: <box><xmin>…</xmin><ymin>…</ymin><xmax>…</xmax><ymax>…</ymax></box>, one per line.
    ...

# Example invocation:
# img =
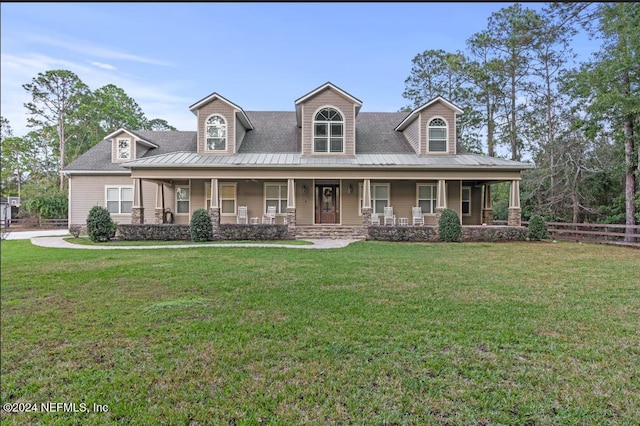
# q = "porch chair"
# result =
<box><xmin>370</xmin><ymin>213</ymin><xmax>380</xmax><ymax>226</ymax></box>
<box><xmin>383</xmin><ymin>206</ymin><xmax>396</xmax><ymax>226</ymax></box>
<box><xmin>237</xmin><ymin>206</ymin><xmax>248</xmax><ymax>224</ymax></box>
<box><xmin>412</xmin><ymin>206</ymin><xmax>424</xmax><ymax>226</ymax></box>
<box><xmin>262</xmin><ymin>205</ymin><xmax>276</xmax><ymax>224</ymax></box>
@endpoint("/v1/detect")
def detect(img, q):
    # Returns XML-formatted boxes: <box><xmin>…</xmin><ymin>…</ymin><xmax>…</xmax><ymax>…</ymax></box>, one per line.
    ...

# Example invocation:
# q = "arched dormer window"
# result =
<box><xmin>428</xmin><ymin>118</ymin><xmax>447</xmax><ymax>152</ymax></box>
<box><xmin>206</xmin><ymin>115</ymin><xmax>227</xmax><ymax>151</ymax></box>
<box><xmin>314</xmin><ymin>107</ymin><xmax>343</xmax><ymax>153</ymax></box>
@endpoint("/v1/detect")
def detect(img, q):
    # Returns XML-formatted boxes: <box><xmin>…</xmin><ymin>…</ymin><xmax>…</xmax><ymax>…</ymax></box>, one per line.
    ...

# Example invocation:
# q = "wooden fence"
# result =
<box><xmin>545</xmin><ymin>222</ymin><xmax>640</xmax><ymax>246</ymax></box>
<box><xmin>5</xmin><ymin>218</ymin><xmax>69</xmax><ymax>229</ymax></box>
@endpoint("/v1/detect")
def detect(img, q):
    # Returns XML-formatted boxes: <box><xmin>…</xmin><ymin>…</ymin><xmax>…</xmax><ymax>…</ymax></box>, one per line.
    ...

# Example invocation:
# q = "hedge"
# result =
<box><xmin>217</xmin><ymin>224</ymin><xmax>292</xmax><ymax>241</ymax></box>
<box><xmin>117</xmin><ymin>224</ymin><xmax>191</xmax><ymax>241</ymax></box>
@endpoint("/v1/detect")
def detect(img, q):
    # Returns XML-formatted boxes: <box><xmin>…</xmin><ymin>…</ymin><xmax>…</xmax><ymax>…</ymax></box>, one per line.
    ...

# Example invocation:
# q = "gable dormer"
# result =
<box><xmin>395</xmin><ymin>96</ymin><xmax>463</xmax><ymax>155</ymax></box>
<box><xmin>189</xmin><ymin>93</ymin><xmax>253</xmax><ymax>155</ymax></box>
<box><xmin>295</xmin><ymin>82</ymin><xmax>362</xmax><ymax>156</ymax></box>
<box><xmin>107</xmin><ymin>128</ymin><xmax>158</xmax><ymax>163</ymax></box>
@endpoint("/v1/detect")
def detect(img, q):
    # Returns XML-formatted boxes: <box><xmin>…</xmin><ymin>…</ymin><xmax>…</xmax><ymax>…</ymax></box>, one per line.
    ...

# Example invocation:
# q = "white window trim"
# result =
<box><xmin>312</xmin><ymin>105</ymin><xmax>345</xmax><ymax>154</ymax></box>
<box><xmin>105</xmin><ymin>185</ymin><xmax>133</xmax><ymax>215</ymax></box>
<box><xmin>175</xmin><ymin>184</ymin><xmax>191</xmax><ymax>215</ymax></box>
<box><xmin>416</xmin><ymin>183</ymin><xmax>438</xmax><ymax>215</ymax></box>
<box><xmin>264</xmin><ymin>182</ymin><xmax>288</xmax><ymax>215</ymax></box>
<box><xmin>358</xmin><ymin>182</ymin><xmax>390</xmax><ymax>216</ymax></box>
<box><xmin>427</xmin><ymin>116</ymin><xmax>449</xmax><ymax>154</ymax></box>
<box><xmin>462</xmin><ymin>186</ymin><xmax>472</xmax><ymax>216</ymax></box>
<box><xmin>219</xmin><ymin>183</ymin><xmax>237</xmax><ymax>216</ymax></box>
<box><xmin>205</xmin><ymin>114</ymin><xmax>227</xmax><ymax>152</ymax></box>
<box><xmin>116</xmin><ymin>138</ymin><xmax>131</xmax><ymax>160</ymax></box>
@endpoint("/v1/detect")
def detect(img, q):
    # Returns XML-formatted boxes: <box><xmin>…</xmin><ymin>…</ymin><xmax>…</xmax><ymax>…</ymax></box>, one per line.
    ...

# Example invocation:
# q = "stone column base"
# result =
<box><xmin>209</xmin><ymin>207</ymin><xmax>221</xmax><ymax>238</ymax></box>
<box><xmin>508</xmin><ymin>208</ymin><xmax>522</xmax><ymax>226</ymax></box>
<box><xmin>131</xmin><ymin>207</ymin><xmax>144</xmax><ymax>224</ymax></box>
<box><xmin>482</xmin><ymin>209</ymin><xmax>494</xmax><ymax>226</ymax></box>
<box><xmin>286</xmin><ymin>208</ymin><xmax>296</xmax><ymax>237</ymax></box>
<box><xmin>434</xmin><ymin>207</ymin><xmax>447</xmax><ymax>226</ymax></box>
<box><xmin>155</xmin><ymin>208</ymin><xmax>164</xmax><ymax>224</ymax></box>
<box><xmin>362</xmin><ymin>207</ymin><xmax>372</xmax><ymax>226</ymax></box>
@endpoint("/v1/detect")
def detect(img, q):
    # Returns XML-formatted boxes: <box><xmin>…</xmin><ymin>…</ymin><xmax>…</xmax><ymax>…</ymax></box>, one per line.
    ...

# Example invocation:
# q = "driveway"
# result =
<box><xmin>4</xmin><ymin>229</ymin><xmax>70</xmax><ymax>240</ymax></box>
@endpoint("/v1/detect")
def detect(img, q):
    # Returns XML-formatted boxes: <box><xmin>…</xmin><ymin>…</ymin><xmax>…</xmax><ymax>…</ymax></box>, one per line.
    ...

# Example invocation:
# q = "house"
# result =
<box><xmin>64</xmin><ymin>82</ymin><xmax>532</xmax><ymax>238</ymax></box>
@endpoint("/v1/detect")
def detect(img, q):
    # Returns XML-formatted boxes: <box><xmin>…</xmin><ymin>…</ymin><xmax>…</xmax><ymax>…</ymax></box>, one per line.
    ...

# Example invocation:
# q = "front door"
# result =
<box><xmin>315</xmin><ymin>185</ymin><xmax>340</xmax><ymax>224</ymax></box>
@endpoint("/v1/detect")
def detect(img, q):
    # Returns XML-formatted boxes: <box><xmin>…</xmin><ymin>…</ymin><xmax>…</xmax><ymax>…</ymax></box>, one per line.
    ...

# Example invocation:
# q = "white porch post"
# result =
<box><xmin>436</xmin><ymin>179</ymin><xmax>447</xmax><ymax>209</ymax></box>
<box><xmin>508</xmin><ymin>180</ymin><xmax>522</xmax><ymax>226</ymax></box>
<box><xmin>482</xmin><ymin>184</ymin><xmax>493</xmax><ymax>225</ymax></box>
<box><xmin>209</xmin><ymin>178</ymin><xmax>220</xmax><ymax>230</ymax></box>
<box><xmin>154</xmin><ymin>183</ymin><xmax>164</xmax><ymax>224</ymax></box>
<box><xmin>286</xmin><ymin>178</ymin><xmax>296</xmax><ymax>229</ymax></box>
<box><xmin>131</xmin><ymin>178</ymin><xmax>144</xmax><ymax>224</ymax></box>
<box><xmin>362</xmin><ymin>179</ymin><xmax>372</xmax><ymax>226</ymax></box>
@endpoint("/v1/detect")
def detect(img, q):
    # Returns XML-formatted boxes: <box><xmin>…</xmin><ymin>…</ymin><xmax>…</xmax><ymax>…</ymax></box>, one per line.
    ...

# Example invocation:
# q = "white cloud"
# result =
<box><xmin>90</xmin><ymin>61</ymin><xmax>117</xmax><ymax>71</ymax></box>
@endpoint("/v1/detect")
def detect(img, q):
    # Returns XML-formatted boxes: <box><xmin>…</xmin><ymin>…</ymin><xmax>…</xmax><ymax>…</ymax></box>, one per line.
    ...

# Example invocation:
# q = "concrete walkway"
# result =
<box><xmin>5</xmin><ymin>229</ymin><xmax>70</xmax><ymax>240</ymax></box>
<box><xmin>28</xmin><ymin>236</ymin><xmax>360</xmax><ymax>250</ymax></box>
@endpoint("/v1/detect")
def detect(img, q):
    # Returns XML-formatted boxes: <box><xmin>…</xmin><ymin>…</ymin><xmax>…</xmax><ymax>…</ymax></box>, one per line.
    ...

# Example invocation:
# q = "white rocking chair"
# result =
<box><xmin>262</xmin><ymin>205</ymin><xmax>276</xmax><ymax>224</ymax></box>
<box><xmin>237</xmin><ymin>206</ymin><xmax>248</xmax><ymax>224</ymax></box>
<box><xmin>370</xmin><ymin>213</ymin><xmax>380</xmax><ymax>226</ymax></box>
<box><xmin>412</xmin><ymin>206</ymin><xmax>424</xmax><ymax>226</ymax></box>
<box><xmin>383</xmin><ymin>206</ymin><xmax>396</xmax><ymax>226</ymax></box>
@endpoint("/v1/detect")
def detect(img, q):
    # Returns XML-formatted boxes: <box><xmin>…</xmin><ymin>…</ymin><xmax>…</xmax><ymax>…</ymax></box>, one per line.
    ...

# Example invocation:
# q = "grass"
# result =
<box><xmin>1</xmin><ymin>240</ymin><xmax>639</xmax><ymax>425</ymax></box>
<box><xmin>62</xmin><ymin>237</ymin><xmax>312</xmax><ymax>246</ymax></box>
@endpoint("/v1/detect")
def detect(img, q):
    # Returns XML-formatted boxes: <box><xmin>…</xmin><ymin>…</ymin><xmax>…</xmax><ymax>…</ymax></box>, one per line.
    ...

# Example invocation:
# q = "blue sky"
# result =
<box><xmin>1</xmin><ymin>2</ymin><xmax>599</xmax><ymax>136</ymax></box>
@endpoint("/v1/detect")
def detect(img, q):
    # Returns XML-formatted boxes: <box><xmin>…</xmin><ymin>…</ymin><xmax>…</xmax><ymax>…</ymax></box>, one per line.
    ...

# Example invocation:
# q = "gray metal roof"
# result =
<box><xmin>122</xmin><ymin>151</ymin><xmax>532</xmax><ymax>170</ymax></box>
<box><xmin>65</xmin><ymin>111</ymin><xmax>532</xmax><ymax>173</ymax></box>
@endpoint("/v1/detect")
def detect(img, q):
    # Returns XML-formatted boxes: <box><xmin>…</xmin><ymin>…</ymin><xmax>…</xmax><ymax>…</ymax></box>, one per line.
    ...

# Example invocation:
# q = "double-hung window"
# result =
<box><xmin>462</xmin><ymin>186</ymin><xmax>471</xmax><ymax>215</ymax></box>
<box><xmin>265</xmin><ymin>183</ymin><xmax>287</xmax><ymax>214</ymax></box>
<box><xmin>176</xmin><ymin>186</ymin><xmax>190</xmax><ymax>214</ymax></box>
<box><xmin>106</xmin><ymin>186</ymin><xmax>133</xmax><ymax>214</ymax></box>
<box><xmin>206</xmin><ymin>115</ymin><xmax>227</xmax><ymax>151</ymax></box>
<box><xmin>417</xmin><ymin>184</ymin><xmax>437</xmax><ymax>214</ymax></box>
<box><xmin>359</xmin><ymin>183</ymin><xmax>390</xmax><ymax>215</ymax></box>
<box><xmin>314</xmin><ymin>107</ymin><xmax>344</xmax><ymax>153</ymax></box>
<box><xmin>428</xmin><ymin>118</ymin><xmax>447</xmax><ymax>152</ymax></box>
<box><xmin>219</xmin><ymin>183</ymin><xmax>236</xmax><ymax>215</ymax></box>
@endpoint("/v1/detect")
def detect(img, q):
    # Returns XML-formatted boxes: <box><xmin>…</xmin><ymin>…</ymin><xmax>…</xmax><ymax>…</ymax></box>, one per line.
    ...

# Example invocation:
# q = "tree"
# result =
<box><xmin>23</xmin><ymin>70</ymin><xmax>90</xmax><ymax>190</ymax></box>
<box><xmin>147</xmin><ymin>118</ymin><xmax>177</xmax><ymax>131</ymax></box>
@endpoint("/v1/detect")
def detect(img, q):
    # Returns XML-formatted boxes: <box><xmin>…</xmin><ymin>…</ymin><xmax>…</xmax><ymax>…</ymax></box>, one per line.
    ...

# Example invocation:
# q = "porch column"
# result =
<box><xmin>435</xmin><ymin>179</ymin><xmax>447</xmax><ymax>223</ymax></box>
<box><xmin>286</xmin><ymin>178</ymin><xmax>296</xmax><ymax>232</ymax></box>
<box><xmin>508</xmin><ymin>180</ymin><xmax>522</xmax><ymax>226</ymax></box>
<box><xmin>155</xmin><ymin>183</ymin><xmax>164</xmax><ymax>224</ymax></box>
<box><xmin>482</xmin><ymin>184</ymin><xmax>493</xmax><ymax>225</ymax></box>
<box><xmin>209</xmin><ymin>179</ymin><xmax>220</xmax><ymax>235</ymax></box>
<box><xmin>362</xmin><ymin>179</ymin><xmax>372</xmax><ymax>226</ymax></box>
<box><xmin>131</xmin><ymin>178</ymin><xmax>144</xmax><ymax>224</ymax></box>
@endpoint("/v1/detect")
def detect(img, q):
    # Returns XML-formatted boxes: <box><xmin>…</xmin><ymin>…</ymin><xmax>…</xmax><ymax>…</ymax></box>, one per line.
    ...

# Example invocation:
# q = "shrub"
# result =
<box><xmin>217</xmin><ymin>224</ymin><xmax>291</xmax><ymax>241</ymax></box>
<box><xmin>69</xmin><ymin>225</ymin><xmax>82</xmax><ymax>238</ymax></box>
<box><xmin>118</xmin><ymin>224</ymin><xmax>191</xmax><ymax>241</ymax></box>
<box><xmin>439</xmin><ymin>208</ymin><xmax>462</xmax><ymax>242</ymax></box>
<box><xmin>86</xmin><ymin>205</ymin><xmax>116</xmax><ymax>242</ymax></box>
<box><xmin>190</xmin><ymin>209</ymin><xmax>212</xmax><ymax>242</ymax></box>
<box><xmin>528</xmin><ymin>215</ymin><xmax>549</xmax><ymax>241</ymax></box>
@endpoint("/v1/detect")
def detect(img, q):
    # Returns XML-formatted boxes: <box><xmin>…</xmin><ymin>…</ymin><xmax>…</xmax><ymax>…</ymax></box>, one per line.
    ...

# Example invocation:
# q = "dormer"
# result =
<box><xmin>295</xmin><ymin>82</ymin><xmax>362</xmax><ymax>156</ymax></box>
<box><xmin>395</xmin><ymin>96</ymin><xmax>463</xmax><ymax>155</ymax></box>
<box><xmin>107</xmin><ymin>128</ymin><xmax>158</xmax><ymax>163</ymax></box>
<box><xmin>189</xmin><ymin>93</ymin><xmax>254</xmax><ymax>155</ymax></box>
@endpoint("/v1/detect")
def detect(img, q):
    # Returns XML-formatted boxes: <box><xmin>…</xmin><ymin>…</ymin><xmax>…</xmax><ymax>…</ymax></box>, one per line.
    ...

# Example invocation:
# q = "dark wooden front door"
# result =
<box><xmin>315</xmin><ymin>185</ymin><xmax>340</xmax><ymax>224</ymax></box>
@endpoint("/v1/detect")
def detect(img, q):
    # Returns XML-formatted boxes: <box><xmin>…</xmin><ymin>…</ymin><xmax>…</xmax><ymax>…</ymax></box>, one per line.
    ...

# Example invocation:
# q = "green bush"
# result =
<box><xmin>439</xmin><ymin>208</ymin><xmax>462</xmax><ymax>242</ymax></box>
<box><xmin>86</xmin><ymin>205</ymin><xmax>116</xmax><ymax>242</ymax></box>
<box><xmin>69</xmin><ymin>225</ymin><xmax>82</xmax><ymax>238</ymax></box>
<box><xmin>190</xmin><ymin>209</ymin><xmax>212</xmax><ymax>242</ymax></box>
<box><xmin>528</xmin><ymin>215</ymin><xmax>549</xmax><ymax>241</ymax></box>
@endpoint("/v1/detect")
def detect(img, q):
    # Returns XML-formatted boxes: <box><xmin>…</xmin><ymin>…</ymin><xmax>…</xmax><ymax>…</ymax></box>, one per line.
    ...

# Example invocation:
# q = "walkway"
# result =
<box><xmin>28</xmin><ymin>236</ymin><xmax>360</xmax><ymax>250</ymax></box>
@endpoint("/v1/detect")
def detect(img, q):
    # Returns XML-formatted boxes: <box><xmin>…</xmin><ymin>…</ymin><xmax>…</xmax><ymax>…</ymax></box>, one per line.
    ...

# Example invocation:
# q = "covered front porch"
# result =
<box><xmin>127</xmin><ymin>175</ymin><xmax>524</xmax><ymax>232</ymax></box>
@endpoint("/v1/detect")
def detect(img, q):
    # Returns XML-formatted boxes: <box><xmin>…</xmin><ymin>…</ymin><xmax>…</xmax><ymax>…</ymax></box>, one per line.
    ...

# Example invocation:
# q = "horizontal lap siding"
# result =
<box><xmin>196</xmin><ymin>99</ymin><xmax>236</xmax><ymax>155</ymax></box>
<box><xmin>296</xmin><ymin>180</ymin><xmax>314</xmax><ymax>225</ymax></box>
<box><xmin>301</xmin><ymin>89</ymin><xmax>356</xmax><ymax>156</ymax></box>
<box><xmin>69</xmin><ymin>175</ymin><xmax>133</xmax><ymax>225</ymax></box>
<box><xmin>419</xmin><ymin>101</ymin><xmax>457</xmax><ymax>155</ymax></box>
<box><xmin>404</xmin><ymin>118</ymin><xmax>420</xmax><ymax>154</ymax></box>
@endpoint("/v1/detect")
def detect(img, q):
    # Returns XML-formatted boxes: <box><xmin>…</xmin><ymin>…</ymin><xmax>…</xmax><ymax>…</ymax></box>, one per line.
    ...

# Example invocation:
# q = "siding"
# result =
<box><xmin>196</xmin><ymin>99</ymin><xmax>237</xmax><ymax>155</ymax></box>
<box><xmin>69</xmin><ymin>175</ymin><xmax>136</xmax><ymax>225</ymax></box>
<box><xmin>235</xmin><ymin>115</ymin><xmax>247</xmax><ymax>151</ymax></box>
<box><xmin>296</xmin><ymin>179</ymin><xmax>314</xmax><ymax>225</ymax></box>
<box><xmin>300</xmin><ymin>88</ymin><xmax>356</xmax><ymax>156</ymax></box>
<box><xmin>111</xmin><ymin>131</ymin><xmax>133</xmax><ymax>163</ymax></box>
<box><xmin>341</xmin><ymin>179</ymin><xmax>361</xmax><ymax>225</ymax></box>
<box><xmin>403</xmin><ymin>117</ymin><xmax>420</xmax><ymax>154</ymax></box>
<box><xmin>419</xmin><ymin>100</ymin><xmax>457</xmax><ymax>155</ymax></box>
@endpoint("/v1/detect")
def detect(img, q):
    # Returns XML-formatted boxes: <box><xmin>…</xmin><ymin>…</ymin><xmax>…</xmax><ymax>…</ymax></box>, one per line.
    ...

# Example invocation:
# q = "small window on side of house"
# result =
<box><xmin>117</xmin><ymin>139</ymin><xmax>131</xmax><ymax>159</ymax></box>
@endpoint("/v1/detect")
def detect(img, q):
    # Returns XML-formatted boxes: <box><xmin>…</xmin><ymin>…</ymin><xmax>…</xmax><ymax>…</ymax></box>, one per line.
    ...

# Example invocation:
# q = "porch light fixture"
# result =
<box><xmin>347</xmin><ymin>184</ymin><xmax>353</xmax><ymax>194</ymax></box>
<box><xmin>302</xmin><ymin>185</ymin><xmax>308</xmax><ymax>195</ymax></box>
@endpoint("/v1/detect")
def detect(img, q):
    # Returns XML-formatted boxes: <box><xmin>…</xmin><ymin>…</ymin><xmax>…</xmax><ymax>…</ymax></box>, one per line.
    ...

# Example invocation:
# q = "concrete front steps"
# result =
<box><xmin>294</xmin><ymin>226</ymin><xmax>367</xmax><ymax>240</ymax></box>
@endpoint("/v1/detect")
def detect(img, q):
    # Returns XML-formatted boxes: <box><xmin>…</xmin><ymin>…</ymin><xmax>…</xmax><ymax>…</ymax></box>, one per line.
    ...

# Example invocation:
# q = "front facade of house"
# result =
<box><xmin>64</xmin><ymin>82</ymin><xmax>531</xmax><ymax>236</ymax></box>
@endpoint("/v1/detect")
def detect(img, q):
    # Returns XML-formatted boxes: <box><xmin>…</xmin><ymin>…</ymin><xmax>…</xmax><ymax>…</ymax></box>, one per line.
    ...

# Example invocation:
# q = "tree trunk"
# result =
<box><xmin>58</xmin><ymin>117</ymin><xmax>65</xmax><ymax>190</ymax></box>
<box><xmin>623</xmin><ymin>116</ymin><xmax>636</xmax><ymax>241</ymax></box>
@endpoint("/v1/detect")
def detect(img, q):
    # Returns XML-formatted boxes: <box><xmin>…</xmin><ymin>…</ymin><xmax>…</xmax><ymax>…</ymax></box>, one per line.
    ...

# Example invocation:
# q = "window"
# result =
<box><xmin>314</xmin><ymin>107</ymin><xmax>343</xmax><ymax>153</ymax></box>
<box><xmin>106</xmin><ymin>186</ymin><xmax>133</xmax><ymax>214</ymax></box>
<box><xmin>417</xmin><ymin>184</ymin><xmax>437</xmax><ymax>214</ymax></box>
<box><xmin>428</xmin><ymin>118</ymin><xmax>447</xmax><ymax>152</ymax></box>
<box><xmin>462</xmin><ymin>186</ymin><xmax>471</xmax><ymax>215</ymax></box>
<box><xmin>206</xmin><ymin>115</ymin><xmax>227</xmax><ymax>151</ymax></box>
<box><xmin>117</xmin><ymin>138</ymin><xmax>130</xmax><ymax>159</ymax></box>
<box><xmin>265</xmin><ymin>183</ymin><xmax>287</xmax><ymax>214</ymax></box>
<box><xmin>359</xmin><ymin>183</ymin><xmax>390</xmax><ymax>215</ymax></box>
<box><xmin>176</xmin><ymin>186</ymin><xmax>190</xmax><ymax>214</ymax></box>
<box><xmin>219</xmin><ymin>183</ymin><xmax>236</xmax><ymax>215</ymax></box>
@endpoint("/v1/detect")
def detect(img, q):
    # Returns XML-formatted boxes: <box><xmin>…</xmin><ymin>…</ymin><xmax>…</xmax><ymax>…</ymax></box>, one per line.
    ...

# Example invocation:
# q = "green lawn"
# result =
<box><xmin>63</xmin><ymin>237</ymin><xmax>312</xmax><ymax>246</ymax></box>
<box><xmin>1</xmin><ymin>240</ymin><xmax>639</xmax><ymax>425</ymax></box>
